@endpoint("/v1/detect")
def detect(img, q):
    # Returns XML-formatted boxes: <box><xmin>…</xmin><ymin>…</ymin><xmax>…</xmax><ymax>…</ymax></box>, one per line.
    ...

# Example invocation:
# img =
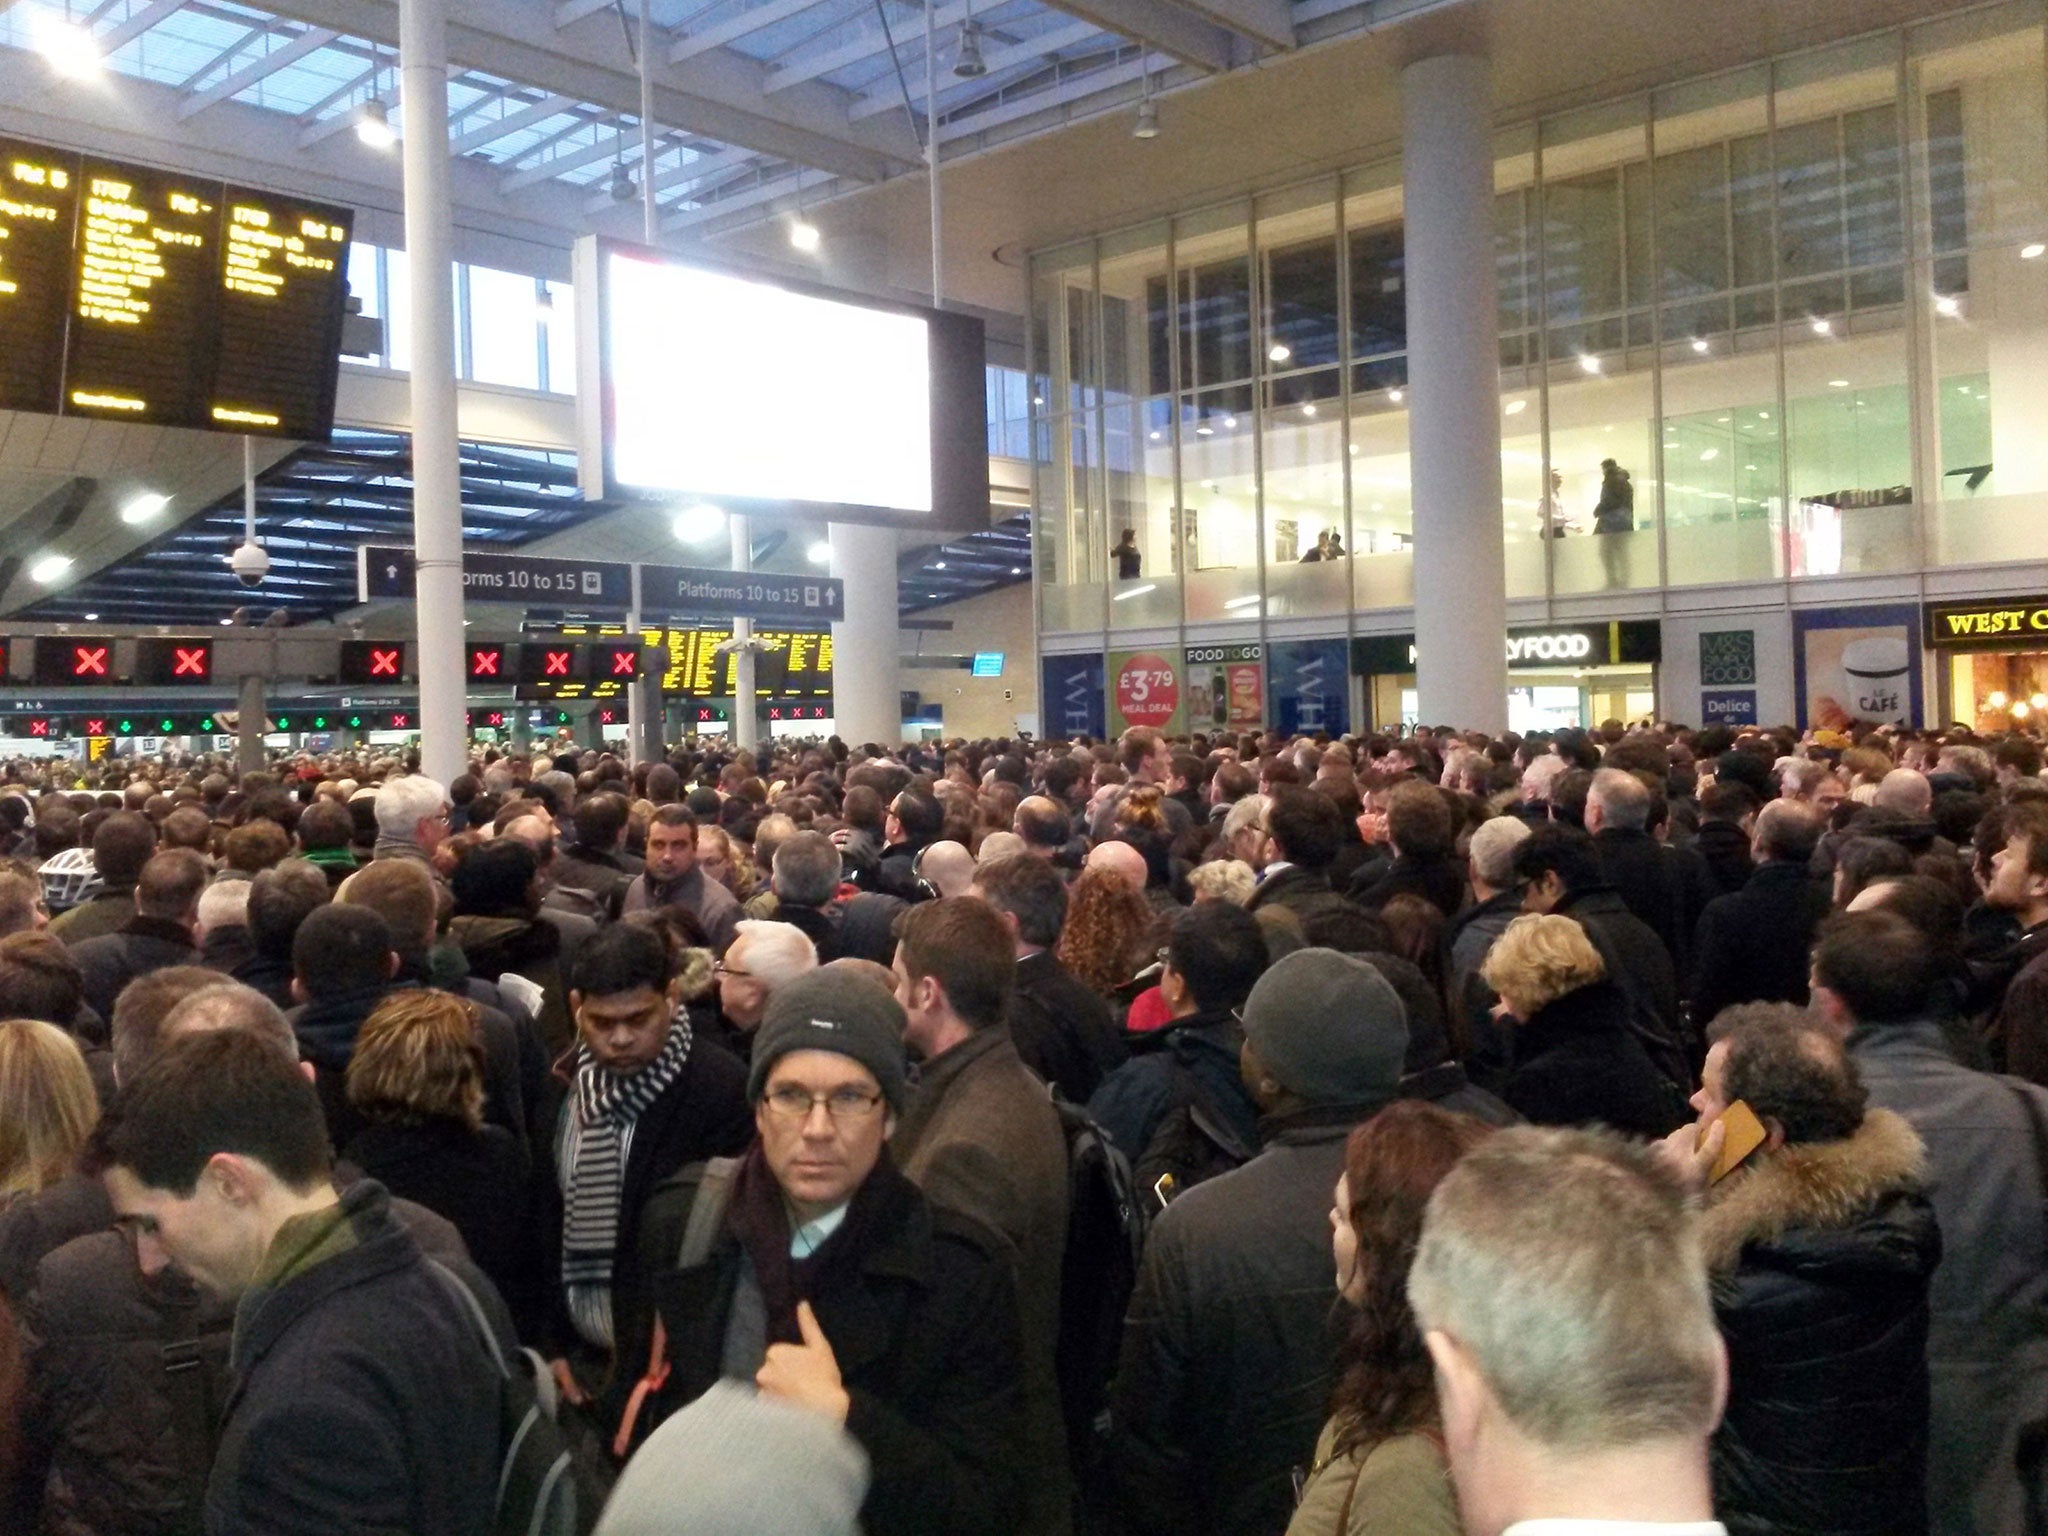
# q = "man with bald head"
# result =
<box><xmin>1689</xmin><ymin>797</ymin><xmax>1830</xmax><ymax>1033</ymax></box>
<box><xmin>1874</xmin><ymin>767</ymin><xmax>1934</xmax><ymax>819</ymax></box>
<box><xmin>1085</xmin><ymin>838</ymin><xmax>1150</xmax><ymax>892</ymax></box>
<box><xmin>1013</xmin><ymin>797</ymin><xmax>1072</xmax><ymax>861</ymax></box>
<box><xmin>915</xmin><ymin>841</ymin><xmax>978</xmax><ymax>901</ymax></box>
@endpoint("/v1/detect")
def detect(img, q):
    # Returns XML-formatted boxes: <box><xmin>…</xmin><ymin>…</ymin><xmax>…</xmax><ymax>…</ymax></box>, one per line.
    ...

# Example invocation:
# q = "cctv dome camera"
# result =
<box><xmin>229</xmin><ymin>541</ymin><xmax>271</xmax><ymax>587</ymax></box>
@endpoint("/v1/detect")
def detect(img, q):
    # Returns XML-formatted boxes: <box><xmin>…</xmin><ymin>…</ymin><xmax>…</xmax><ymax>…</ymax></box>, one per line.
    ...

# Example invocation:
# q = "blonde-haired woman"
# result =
<box><xmin>0</xmin><ymin>1017</ymin><xmax>98</xmax><ymax>1200</ymax></box>
<box><xmin>342</xmin><ymin>990</ymin><xmax>535</xmax><ymax>1325</ymax></box>
<box><xmin>1480</xmin><ymin>914</ymin><xmax>1690</xmax><ymax>1138</ymax></box>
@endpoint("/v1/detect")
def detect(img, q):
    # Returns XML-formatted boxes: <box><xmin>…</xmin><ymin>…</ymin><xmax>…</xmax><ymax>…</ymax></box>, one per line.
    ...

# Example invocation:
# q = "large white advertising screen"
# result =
<box><xmin>605</xmin><ymin>251</ymin><xmax>949</xmax><ymax>518</ymax></box>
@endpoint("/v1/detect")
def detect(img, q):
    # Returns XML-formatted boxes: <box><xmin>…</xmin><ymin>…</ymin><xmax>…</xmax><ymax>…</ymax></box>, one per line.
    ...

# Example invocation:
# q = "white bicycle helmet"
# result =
<box><xmin>39</xmin><ymin>847</ymin><xmax>101</xmax><ymax>916</ymax></box>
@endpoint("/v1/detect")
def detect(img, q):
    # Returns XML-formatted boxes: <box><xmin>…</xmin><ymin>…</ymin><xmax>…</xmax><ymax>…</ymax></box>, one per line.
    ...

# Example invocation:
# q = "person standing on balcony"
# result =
<box><xmin>1113</xmin><ymin>529</ymin><xmax>1142</xmax><ymax>581</ymax></box>
<box><xmin>1593</xmin><ymin>458</ymin><xmax>1635</xmax><ymax>587</ymax></box>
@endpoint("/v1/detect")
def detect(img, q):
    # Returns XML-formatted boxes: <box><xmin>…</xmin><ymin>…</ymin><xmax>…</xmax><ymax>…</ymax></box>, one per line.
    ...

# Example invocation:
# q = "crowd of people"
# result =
<box><xmin>0</xmin><ymin>714</ymin><xmax>2043</xmax><ymax>1536</ymax></box>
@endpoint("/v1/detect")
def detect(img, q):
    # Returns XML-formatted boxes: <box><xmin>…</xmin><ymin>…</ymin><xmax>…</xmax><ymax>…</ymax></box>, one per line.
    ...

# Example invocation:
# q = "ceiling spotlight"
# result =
<box><xmin>806</xmin><ymin>540</ymin><xmax>832</xmax><ymax>563</ymax></box>
<box><xmin>1504</xmin><ymin>399</ymin><xmax>1527</xmax><ymax>415</ymax></box>
<box><xmin>1829</xmin><ymin>378</ymin><xmax>1850</xmax><ymax>388</ymax></box>
<box><xmin>1223</xmin><ymin>415</ymin><xmax>1238</xmax><ymax>429</ymax></box>
<box><xmin>30</xmin><ymin>554</ymin><xmax>72</xmax><ymax>585</ymax></box>
<box><xmin>1010</xmin><ymin>566</ymin><xmax>1023</xmax><ymax>575</ymax></box>
<box><xmin>1810</xmin><ymin>317</ymin><xmax>1833</xmax><ymax>335</ymax></box>
<box><xmin>1691</xmin><ymin>337</ymin><xmax>1710</xmax><ymax>354</ymax></box>
<box><xmin>789</xmin><ymin>219</ymin><xmax>821</xmax><ymax>253</ymax></box>
<box><xmin>1699</xmin><ymin>448</ymin><xmax>1719</xmax><ymax>462</ymax></box>
<box><xmin>934</xmin><ymin>560</ymin><xmax>947</xmax><ymax>570</ymax></box>
<box><xmin>120</xmin><ymin>491</ymin><xmax>170</xmax><ymax>525</ymax></box>
<box><xmin>83</xmin><ymin>613</ymin><xmax>97</xmax><ymax>621</ymax></box>
<box><xmin>1133</xmin><ymin>97</ymin><xmax>1159</xmax><ymax>140</ymax></box>
<box><xmin>670</xmin><ymin>502</ymin><xmax>727</xmax><ymax>543</ymax></box>
<box><xmin>33</xmin><ymin>15</ymin><xmax>100</xmax><ymax>79</ymax></box>
<box><xmin>2025</xmin><ymin>243</ymin><xmax>2046</xmax><ymax>260</ymax></box>
<box><xmin>1302</xmin><ymin>403</ymin><xmax>1317</xmax><ymax>417</ymax></box>
<box><xmin>1268</xmin><ymin>343</ymin><xmax>1292</xmax><ymax>364</ymax></box>
<box><xmin>609</xmin><ymin>163</ymin><xmax>637</xmax><ymax>203</ymax></box>
<box><xmin>1195</xmin><ymin>424</ymin><xmax>1214</xmax><ymax>437</ymax></box>
<box><xmin>1388</xmin><ymin>388</ymin><xmax>1404</xmax><ymax>403</ymax></box>
<box><xmin>354</xmin><ymin>99</ymin><xmax>397</xmax><ymax>150</ymax></box>
<box><xmin>1578</xmin><ymin>354</ymin><xmax>1601</xmax><ymax>375</ymax></box>
<box><xmin>952</xmin><ymin>20</ymin><xmax>987</xmax><ymax>78</ymax></box>
<box><xmin>1934</xmin><ymin>294</ymin><xmax>1961</xmax><ymax>317</ymax></box>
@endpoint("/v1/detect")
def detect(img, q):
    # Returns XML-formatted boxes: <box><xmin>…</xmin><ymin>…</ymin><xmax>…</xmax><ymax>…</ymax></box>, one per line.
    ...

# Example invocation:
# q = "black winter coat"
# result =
<box><xmin>1502</xmin><ymin>979</ymin><xmax>1691</xmax><ymax>1138</ymax></box>
<box><xmin>1012</xmin><ymin>949</ymin><xmax>1128</xmax><ymax>1105</ymax></box>
<box><xmin>1592</xmin><ymin>825</ymin><xmax>1718</xmax><ymax>978</ymax></box>
<box><xmin>1696</xmin><ymin>818</ymin><xmax>1756</xmax><ymax>897</ymax></box>
<box><xmin>5</xmin><ymin>1176</ymin><xmax>486</xmax><ymax>1536</ymax></box>
<box><xmin>1690</xmin><ymin>860</ymin><xmax>1833</xmax><ymax>1034</ymax></box>
<box><xmin>70</xmin><ymin>917</ymin><xmax>201</xmax><ymax>1027</ymax></box>
<box><xmin>1703</xmin><ymin>1109</ymin><xmax>1940</xmax><ymax>1536</ymax></box>
<box><xmin>631</xmin><ymin>1155</ymin><xmax>1028</xmax><ymax>1536</ymax></box>
<box><xmin>205</xmin><ymin>1182</ymin><xmax>502</xmax><ymax>1536</ymax></box>
<box><xmin>1348</xmin><ymin>852</ymin><xmax>1466</xmax><ymax>919</ymax></box>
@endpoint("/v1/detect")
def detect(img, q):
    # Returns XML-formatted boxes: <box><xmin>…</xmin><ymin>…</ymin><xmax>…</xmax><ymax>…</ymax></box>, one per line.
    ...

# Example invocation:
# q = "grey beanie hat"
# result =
<box><xmin>1241</xmin><ymin>948</ymin><xmax>1408</xmax><ymax>1104</ymax></box>
<box><xmin>747</xmin><ymin>968</ymin><xmax>910</xmax><ymax>1111</ymax></box>
<box><xmin>594</xmin><ymin>1380</ymin><xmax>869</xmax><ymax>1536</ymax></box>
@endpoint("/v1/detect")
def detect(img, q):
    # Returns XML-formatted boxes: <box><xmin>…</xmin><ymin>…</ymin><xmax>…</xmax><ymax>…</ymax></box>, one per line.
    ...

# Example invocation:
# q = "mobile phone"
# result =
<box><xmin>1709</xmin><ymin>1100</ymin><xmax>1768</xmax><ymax>1184</ymax></box>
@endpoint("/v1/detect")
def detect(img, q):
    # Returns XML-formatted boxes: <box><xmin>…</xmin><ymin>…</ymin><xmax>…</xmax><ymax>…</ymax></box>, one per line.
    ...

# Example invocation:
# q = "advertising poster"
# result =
<box><xmin>1039</xmin><ymin>653</ymin><xmax>1105</xmax><ymax>740</ymax></box>
<box><xmin>1185</xmin><ymin>643</ymin><xmax>1265</xmax><ymax>731</ymax></box>
<box><xmin>1268</xmin><ymin>639</ymin><xmax>1351</xmax><ymax>736</ymax></box>
<box><xmin>1107</xmin><ymin>649</ymin><xmax>1185</xmax><ymax>736</ymax></box>
<box><xmin>1791</xmin><ymin>604</ymin><xmax>1922</xmax><ymax>730</ymax></box>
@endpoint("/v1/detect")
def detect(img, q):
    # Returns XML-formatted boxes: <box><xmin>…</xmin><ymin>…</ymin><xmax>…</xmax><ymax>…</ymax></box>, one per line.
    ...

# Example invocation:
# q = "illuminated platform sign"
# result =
<box><xmin>0</xmin><ymin>136</ymin><xmax>352</xmax><ymax>439</ymax></box>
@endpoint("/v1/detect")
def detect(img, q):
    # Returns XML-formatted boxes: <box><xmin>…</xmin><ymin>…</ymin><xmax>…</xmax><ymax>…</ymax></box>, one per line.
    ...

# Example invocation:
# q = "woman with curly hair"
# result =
<box><xmin>1287</xmin><ymin>1100</ymin><xmax>1493</xmax><ymax>1536</ymax></box>
<box><xmin>1054</xmin><ymin>864</ymin><xmax>1155</xmax><ymax>1008</ymax></box>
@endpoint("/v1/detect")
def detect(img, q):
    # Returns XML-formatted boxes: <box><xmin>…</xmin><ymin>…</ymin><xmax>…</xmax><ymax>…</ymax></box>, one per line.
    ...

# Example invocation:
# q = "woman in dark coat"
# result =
<box><xmin>1480</xmin><ymin>912</ymin><xmax>1690</xmax><ymax>1137</ymax></box>
<box><xmin>341</xmin><ymin>988</ymin><xmax>539</xmax><ymax>1329</ymax></box>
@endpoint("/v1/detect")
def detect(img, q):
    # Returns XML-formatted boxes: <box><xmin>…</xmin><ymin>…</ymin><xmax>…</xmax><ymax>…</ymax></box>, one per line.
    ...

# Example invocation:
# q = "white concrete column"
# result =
<box><xmin>236</xmin><ymin>673</ymin><xmax>266</xmax><ymax>775</ymax></box>
<box><xmin>830</xmin><ymin>521</ymin><xmax>899</xmax><ymax>747</ymax></box>
<box><xmin>730</xmin><ymin>514</ymin><xmax>759</xmax><ymax>753</ymax></box>
<box><xmin>401</xmin><ymin>0</ymin><xmax>467</xmax><ymax>786</ymax></box>
<box><xmin>1403</xmin><ymin>53</ymin><xmax>1507</xmax><ymax>732</ymax></box>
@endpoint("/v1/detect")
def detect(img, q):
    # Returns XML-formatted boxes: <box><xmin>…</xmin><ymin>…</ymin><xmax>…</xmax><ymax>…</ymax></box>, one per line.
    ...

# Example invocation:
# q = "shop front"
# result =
<box><xmin>1924</xmin><ymin>595</ymin><xmax>2048</xmax><ymax>729</ymax></box>
<box><xmin>1353</xmin><ymin>621</ymin><xmax>1662</xmax><ymax>732</ymax></box>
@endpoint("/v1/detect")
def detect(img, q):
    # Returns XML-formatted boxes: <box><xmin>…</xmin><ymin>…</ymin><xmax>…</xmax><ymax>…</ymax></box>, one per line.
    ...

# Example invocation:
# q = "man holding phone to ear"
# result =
<box><xmin>1664</xmin><ymin>1004</ymin><xmax>1938</xmax><ymax>1536</ymax></box>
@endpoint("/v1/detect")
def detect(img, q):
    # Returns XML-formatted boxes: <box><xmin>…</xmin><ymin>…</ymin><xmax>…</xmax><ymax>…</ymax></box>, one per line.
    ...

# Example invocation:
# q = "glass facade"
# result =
<box><xmin>345</xmin><ymin>242</ymin><xmax>578</xmax><ymax>396</ymax></box>
<box><xmin>1028</xmin><ymin>1</ymin><xmax>2048</xmax><ymax>642</ymax></box>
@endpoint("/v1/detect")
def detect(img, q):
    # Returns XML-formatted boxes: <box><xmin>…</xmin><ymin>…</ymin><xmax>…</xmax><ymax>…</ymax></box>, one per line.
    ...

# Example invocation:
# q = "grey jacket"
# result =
<box><xmin>1849</xmin><ymin>1021</ymin><xmax>2048</xmax><ymax>1536</ymax></box>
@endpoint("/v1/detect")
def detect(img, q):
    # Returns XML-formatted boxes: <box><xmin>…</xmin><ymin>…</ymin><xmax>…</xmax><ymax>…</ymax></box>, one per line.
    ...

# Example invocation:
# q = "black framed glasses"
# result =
<box><xmin>763</xmin><ymin>1085</ymin><xmax>884</xmax><ymax>1122</ymax></box>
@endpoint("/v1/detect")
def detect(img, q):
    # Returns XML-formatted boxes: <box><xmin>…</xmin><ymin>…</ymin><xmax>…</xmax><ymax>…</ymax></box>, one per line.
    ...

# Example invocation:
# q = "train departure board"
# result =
<box><xmin>657</xmin><ymin>629</ymin><xmax>833</xmax><ymax>697</ymax></box>
<box><xmin>0</xmin><ymin>137</ymin><xmax>352</xmax><ymax>439</ymax></box>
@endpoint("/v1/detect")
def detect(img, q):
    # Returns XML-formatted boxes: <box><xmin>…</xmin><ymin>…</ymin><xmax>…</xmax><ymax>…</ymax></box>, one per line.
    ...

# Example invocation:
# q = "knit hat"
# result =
<box><xmin>748</xmin><ymin>969</ymin><xmax>910</xmax><ymax>1112</ymax></box>
<box><xmin>1240</xmin><ymin>948</ymin><xmax>1408</xmax><ymax>1104</ymax></box>
<box><xmin>593</xmin><ymin>1380</ymin><xmax>868</xmax><ymax>1536</ymax></box>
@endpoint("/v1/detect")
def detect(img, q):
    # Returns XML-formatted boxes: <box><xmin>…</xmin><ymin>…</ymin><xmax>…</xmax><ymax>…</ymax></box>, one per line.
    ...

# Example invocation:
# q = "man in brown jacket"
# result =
<box><xmin>891</xmin><ymin>897</ymin><xmax>1072</xmax><ymax>1536</ymax></box>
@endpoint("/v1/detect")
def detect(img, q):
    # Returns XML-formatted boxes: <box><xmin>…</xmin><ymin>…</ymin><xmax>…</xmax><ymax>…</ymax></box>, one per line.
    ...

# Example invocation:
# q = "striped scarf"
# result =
<box><xmin>560</xmin><ymin>1012</ymin><xmax>694</xmax><ymax>1342</ymax></box>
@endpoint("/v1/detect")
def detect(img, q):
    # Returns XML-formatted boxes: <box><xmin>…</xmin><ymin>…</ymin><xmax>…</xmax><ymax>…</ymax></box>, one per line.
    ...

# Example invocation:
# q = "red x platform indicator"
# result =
<box><xmin>73</xmin><ymin>645</ymin><xmax>108</xmax><ymax>677</ymax></box>
<box><xmin>28</xmin><ymin>719</ymin><xmax>49</xmax><ymax>737</ymax></box>
<box><xmin>339</xmin><ymin>640</ymin><xmax>407</xmax><ymax>684</ymax></box>
<box><xmin>172</xmin><ymin>646</ymin><xmax>209</xmax><ymax>678</ymax></box>
<box><xmin>135</xmin><ymin>639</ymin><xmax>213</xmax><ymax>685</ymax></box>
<box><xmin>606</xmin><ymin>646</ymin><xmax>642</xmax><ymax>679</ymax></box>
<box><xmin>84</xmin><ymin>719</ymin><xmax>106</xmax><ymax>736</ymax></box>
<box><xmin>467</xmin><ymin>645</ymin><xmax>504</xmax><ymax>679</ymax></box>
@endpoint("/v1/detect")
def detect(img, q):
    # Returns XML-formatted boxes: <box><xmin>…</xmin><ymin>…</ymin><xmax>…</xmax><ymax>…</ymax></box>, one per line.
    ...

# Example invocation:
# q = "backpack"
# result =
<box><xmin>427</xmin><ymin>1258</ymin><xmax>591</xmax><ymax>1536</ymax></box>
<box><xmin>609</xmin><ymin>1157</ymin><xmax>743</xmax><ymax>1461</ymax></box>
<box><xmin>1129</xmin><ymin>1054</ymin><xmax>1257</xmax><ymax>1213</ymax></box>
<box><xmin>1050</xmin><ymin>1094</ymin><xmax>1147</xmax><ymax>1483</ymax></box>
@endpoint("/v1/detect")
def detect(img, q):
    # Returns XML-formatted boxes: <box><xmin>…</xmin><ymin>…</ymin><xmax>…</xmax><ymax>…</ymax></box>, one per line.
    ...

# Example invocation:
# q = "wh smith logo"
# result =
<box><xmin>1060</xmin><ymin>661</ymin><xmax>1096</xmax><ymax>734</ymax></box>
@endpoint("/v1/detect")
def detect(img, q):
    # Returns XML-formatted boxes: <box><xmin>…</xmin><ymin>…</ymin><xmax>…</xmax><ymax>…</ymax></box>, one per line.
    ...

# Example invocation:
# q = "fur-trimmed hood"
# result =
<box><xmin>1698</xmin><ymin>1106</ymin><xmax>1927</xmax><ymax>1272</ymax></box>
<box><xmin>676</xmin><ymin>945</ymin><xmax>716</xmax><ymax>1004</ymax></box>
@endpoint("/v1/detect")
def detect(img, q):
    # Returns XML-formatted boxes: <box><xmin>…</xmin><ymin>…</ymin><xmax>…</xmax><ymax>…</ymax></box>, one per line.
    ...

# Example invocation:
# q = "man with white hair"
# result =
<box><xmin>371</xmin><ymin>775</ymin><xmax>449</xmax><ymax>864</ymax></box>
<box><xmin>710</xmin><ymin>918</ymin><xmax>818</xmax><ymax>1061</ymax></box>
<box><xmin>1585</xmin><ymin>766</ymin><xmax>1714</xmax><ymax>976</ymax></box>
<box><xmin>1409</xmin><ymin>1126</ymin><xmax>1727</xmax><ymax>1535</ymax></box>
<box><xmin>194</xmin><ymin>878</ymin><xmax>254</xmax><ymax>975</ymax></box>
<box><xmin>1448</xmin><ymin>816</ymin><xmax>1531</xmax><ymax>999</ymax></box>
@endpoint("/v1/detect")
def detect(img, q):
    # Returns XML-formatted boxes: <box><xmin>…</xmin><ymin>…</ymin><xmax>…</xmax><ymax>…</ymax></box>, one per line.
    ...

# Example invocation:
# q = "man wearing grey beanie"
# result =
<box><xmin>1112</xmin><ymin>947</ymin><xmax>1412</xmax><ymax>1536</ymax></box>
<box><xmin>609</xmin><ymin>969</ymin><xmax>1031</xmax><ymax>1536</ymax></box>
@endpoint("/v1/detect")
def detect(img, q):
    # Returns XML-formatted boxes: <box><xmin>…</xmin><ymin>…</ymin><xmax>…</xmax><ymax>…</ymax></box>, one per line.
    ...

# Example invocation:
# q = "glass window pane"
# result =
<box><xmin>468</xmin><ymin>266</ymin><xmax>542</xmax><ymax>390</ymax></box>
<box><xmin>542</xmin><ymin>279</ymin><xmax>575</xmax><ymax>395</ymax></box>
<box><xmin>1175</xmin><ymin>204</ymin><xmax>1252</xmax><ymax>390</ymax></box>
<box><xmin>1181</xmin><ymin>391</ymin><xmax>1259</xmax><ymax>621</ymax></box>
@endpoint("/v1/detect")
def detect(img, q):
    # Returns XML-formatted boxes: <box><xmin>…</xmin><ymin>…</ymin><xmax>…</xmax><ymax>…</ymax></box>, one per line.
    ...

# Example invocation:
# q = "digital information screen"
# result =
<box><xmin>594</xmin><ymin>241</ymin><xmax>986</xmax><ymax>531</ymax></box>
<box><xmin>656</xmin><ymin>628</ymin><xmax>833</xmax><ymax>698</ymax></box>
<box><xmin>0</xmin><ymin>136</ymin><xmax>352</xmax><ymax>439</ymax></box>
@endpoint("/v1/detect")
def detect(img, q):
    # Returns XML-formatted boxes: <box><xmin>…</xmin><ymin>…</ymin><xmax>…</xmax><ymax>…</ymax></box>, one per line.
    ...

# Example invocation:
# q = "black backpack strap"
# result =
<box><xmin>158</xmin><ymin>1290</ymin><xmax>218</xmax><ymax>1510</ymax></box>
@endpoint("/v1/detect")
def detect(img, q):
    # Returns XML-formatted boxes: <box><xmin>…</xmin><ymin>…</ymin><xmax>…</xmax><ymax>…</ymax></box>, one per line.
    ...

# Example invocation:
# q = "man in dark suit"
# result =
<box><xmin>1584</xmin><ymin>767</ymin><xmax>1715</xmax><ymax>978</ymax></box>
<box><xmin>974</xmin><ymin>853</ymin><xmax>1125</xmax><ymax>1103</ymax></box>
<box><xmin>1244</xmin><ymin>787</ymin><xmax>1350</xmax><ymax>927</ymax></box>
<box><xmin>1688</xmin><ymin>800</ymin><xmax>1829</xmax><ymax>1034</ymax></box>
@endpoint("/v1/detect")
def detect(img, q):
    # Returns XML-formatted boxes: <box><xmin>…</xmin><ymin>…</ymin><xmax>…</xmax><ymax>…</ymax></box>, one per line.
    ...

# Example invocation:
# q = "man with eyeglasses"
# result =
<box><xmin>541</xmin><ymin>923</ymin><xmax>753</xmax><ymax>1419</ymax></box>
<box><xmin>619</xmin><ymin>969</ymin><xmax>1029</xmax><ymax>1536</ymax></box>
